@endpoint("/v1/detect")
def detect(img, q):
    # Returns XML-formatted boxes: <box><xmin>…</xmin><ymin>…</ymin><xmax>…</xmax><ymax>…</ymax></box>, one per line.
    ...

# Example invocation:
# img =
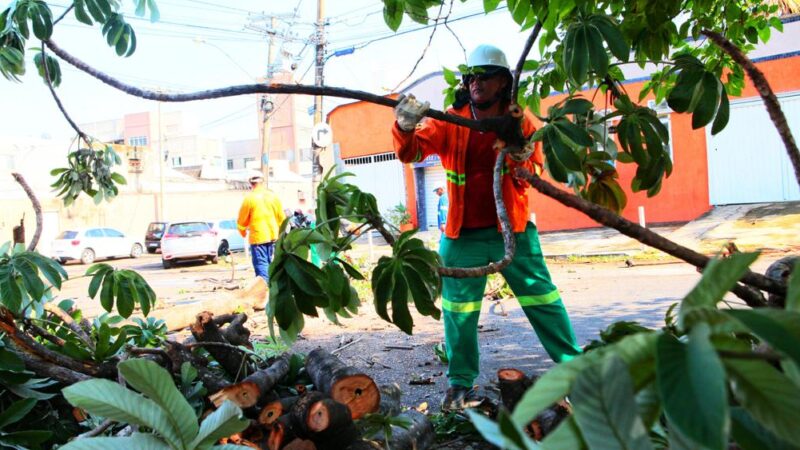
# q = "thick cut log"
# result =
<box><xmin>526</xmin><ymin>400</ymin><xmax>572</xmax><ymax>441</ymax></box>
<box><xmin>306</xmin><ymin>398</ymin><xmax>360</xmax><ymax>450</ymax></box>
<box><xmin>383</xmin><ymin>409</ymin><xmax>435</xmax><ymax>450</ymax></box>
<box><xmin>268</xmin><ymin>415</ymin><xmax>296</xmax><ymax>450</ymax></box>
<box><xmin>260</xmin><ymin>396</ymin><xmax>299</xmax><ymax>426</ymax></box>
<box><xmin>210</xmin><ymin>354</ymin><xmax>291</xmax><ymax>408</ymax></box>
<box><xmin>221</xmin><ymin>313</ymin><xmax>251</xmax><ymax>347</ymax></box>
<box><xmin>305</xmin><ymin>348</ymin><xmax>380</xmax><ymax>419</ymax></box>
<box><xmin>289</xmin><ymin>392</ymin><xmax>327</xmax><ymax>439</ymax></box>
<box><xmin>378</xmin><ymin>383</ymin><xmax>402</xmax><ymax>417</ymax></box>
<box><xmin>191</xmin><ymin>311</ymin><xmax>246</xmax><ymax>378</ymax></box>
<box><xmin>498</xmin><ymin>368</ymin><xmax>532</xmax><ymax>413</ymax></box>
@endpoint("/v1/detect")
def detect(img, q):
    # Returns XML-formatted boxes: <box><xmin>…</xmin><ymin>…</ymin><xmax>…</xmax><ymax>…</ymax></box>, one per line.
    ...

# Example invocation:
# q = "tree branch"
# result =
<box><xmin>44</xmin><ymin>39</ymin><xmax>495</xmax><ymax>133</ymax></box>
<box><xmin>438</xmin><ymin>147</ymin><xmax>516</xmax><ymax>278</ymax></box>
<box><xmin>391</xmin><ymin>0</ymin><xmax>449</xmax><ymax>92</ymax></box>
<box><xmin>43</xmin><ymin>302</ymin><xmax>95</xmax><ymax>350</ymax></box>
<box><xmin>11</xmin><ymin>173</ymin><xmax>42</xmax><ymax>252</ymax></box>
<box><xmin>702</xmin><ymin>29</ymin><xmax>800</xmax><ymax>189</ymax></box>
<box><xmin>53</xmin><ymin>4</ymin><xmax>74</xmax><ymax>25</ymax></box>
<box><xmin>14</xmin><ymin>349</ymin><xmax>92</xmax><ymax>384</ymax></box>
<box><xmin>511</xmin><ymin>20</ymin><xmax>543</xmax><ymax>102</ymax></box>
<box><xmin>41</xmin><ymin>43</ymin><xmax>91</xmax><ymax>148</ymax></box>
<box><xmin>515</xmin><ymin>169</ymin><xmax>785</xmax><ymax>300</ymax></box>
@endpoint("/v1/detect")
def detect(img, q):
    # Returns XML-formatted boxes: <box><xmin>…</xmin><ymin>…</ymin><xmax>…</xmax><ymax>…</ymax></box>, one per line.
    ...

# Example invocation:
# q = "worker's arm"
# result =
<box><xmin>391</xmin><ymin>94</ymin><xmax>445</xmax><ymax>164</ymax></box>
<box><xmin>236</xmin><ymin>197</ymin><xmax>251</xmax><ymax>238</ymax></box>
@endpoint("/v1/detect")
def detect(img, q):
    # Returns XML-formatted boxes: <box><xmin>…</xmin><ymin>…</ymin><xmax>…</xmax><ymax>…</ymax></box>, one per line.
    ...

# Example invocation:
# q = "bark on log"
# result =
<box><xmin>11</xmin><ymin>173</ymin><xmax>42</xmax><ymax>251</ymax></box>
<box><xmin>306</xmin><ymin>398</ymin><xmax>360</xmax><ymax>450</ymax></box>
<box><xmin>527</xmin><ymin>400</ymin><xmax>572</xmax><ymax>441</ymax></box>
<box><xmin>209</xmin><ymin>354</ymin><xmax>291</xmax><ymax>408</ymax></box>
<box><xmin>268</xmin><ymin>415</ymin><xmax>296</xmax><ymax>450</ymax></box>
<box><xmin>289</xmin><ymin>392</ymin><xmax>327</xmax><ymax>439</ymax></box>
<box><xmin>190</xmin><ymin>311</ymin><xmax>247</xmax><ymax>378</ymax></box>
<box><xmin>284</xmin><ymin>439</ymin><xmax>316</xmax><ymax>450</ymax></box>
<box><xmin>378</xmin><ymin>383</ymin><xmax>402</xmax><ymax>417</ymax></box>
<box><xmin>498</xmin><ymin>368</ymin><xmax>532</xmax><ymax>413</ymax></box>
<box><xmin>260</xmin><ymin>396</ymin><xmax>299</xmax><ymax>426</ymax></box>
<box><xmin>305</xmin><ymin>348</ymin><xmax>380</xmax><ymax>419</ymax></box>
<box><xmin>164</xmin><ymin>341</ymin><xmax>229</xmax><ymax>393</ymax></box>
<box><xmin>220</xmin><ymin>313</ymin><xmax>251</xmax><ymax>347</ymax></box>
<box><xmin>384</xmin><ymin>409</ymin><xmax>435</xmax><ymax>450</ymax></box>
<box><xmin>16</xmin><ymin>351</ymin><xmax>91</xmax><ymax>384</ymax></box>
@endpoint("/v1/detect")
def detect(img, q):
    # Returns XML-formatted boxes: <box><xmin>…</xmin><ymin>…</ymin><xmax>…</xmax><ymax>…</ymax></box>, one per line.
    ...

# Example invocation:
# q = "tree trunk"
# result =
<box><xmin>384</xmin><ymin>409</ymin><xmax>435</xmax><ymax>450</ymax></box>
<box><xmin>190</xmin><ymin>311</ymin><xmax>247</xmax><ymax>378</ymax></box>
<box><xmin>306</xmin><ymin>398</ymin><xmax>360</xmax><ymax>450</ymax></box>
<box><xmin>305</xmin><ymin>348</ymin><xmax>380</xmax><ymax>419</ymax></box>
<box><xmin>210</xmin><ymin>354</ymin><xmax>291</xmax><ymax>408</ymax></box>
<box><xmin>220</xmin><ymin>313</ymin><xmax>252</xmax><ymax>347</ymax></box>
<box><xmin>260</xmin><ymin>396</ymin><xmax>299</xmax><ymax>426</ymax></box>
<box><xmin>16</xmin><ymin>351</ymin><xmax>91</xmax><ymax>384</ymax></box>
<box><xmin>498</xmin><ymin>368</ymin><xmax>532</xmax><ymax>413</ymax></box>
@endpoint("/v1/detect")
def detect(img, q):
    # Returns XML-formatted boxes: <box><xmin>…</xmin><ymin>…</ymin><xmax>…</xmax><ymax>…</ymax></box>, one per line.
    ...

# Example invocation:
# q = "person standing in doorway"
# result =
<box><xmin>433</xmin><ymin>186</ymin><xmax>449</xmax><ymax>233</ymax></box>
<box><xmin>237</xmin><ymin>174</ymin><xmax>286</xmax><ymax>282</ymax></box>
<box><xmin>391</xmin><ymin>44</ymin><xmax>582</xmax><ymax>411</ymax></box>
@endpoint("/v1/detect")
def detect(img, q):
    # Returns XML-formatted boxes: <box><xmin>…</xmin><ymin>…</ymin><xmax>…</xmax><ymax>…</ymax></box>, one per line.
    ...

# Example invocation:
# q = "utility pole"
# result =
<box><xmin>261</xmin><ymin>16</ymin><xmax>278</xmax><ymax>188</ymax></box>
<box><xmin>157</xmin><ymin>100</ymin><xmax>165</xmax><ymax>222</ymax></box>
<box><xmin>311</xmin><ymin>0</ymin><xmax>325</xmax><ymax>200</ymax></box>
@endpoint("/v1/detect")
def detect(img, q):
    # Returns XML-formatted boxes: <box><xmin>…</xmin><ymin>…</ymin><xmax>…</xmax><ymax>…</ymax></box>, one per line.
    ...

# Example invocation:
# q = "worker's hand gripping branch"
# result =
<box><xmin>394</xmin><ymin>94</ymin><xmax>430</xmax><ymax>132</ymax></box>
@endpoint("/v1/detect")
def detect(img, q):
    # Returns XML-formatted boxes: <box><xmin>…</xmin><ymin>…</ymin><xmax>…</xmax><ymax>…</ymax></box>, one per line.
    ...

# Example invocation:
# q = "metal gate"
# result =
<box><xmin>707</xmin><ymin>93</ymin><xmax>800</xmax><ymax>204</ymax></box>
<box><xmin>343</xmin><ymin>153</ymin><xmax>406</xmax><ymax>217</ymax></box>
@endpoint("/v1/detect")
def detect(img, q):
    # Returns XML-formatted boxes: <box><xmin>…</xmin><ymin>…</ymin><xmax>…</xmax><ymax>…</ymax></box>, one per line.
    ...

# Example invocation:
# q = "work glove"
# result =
<box><xmin>394</xmin><ymin>93</ymin><xmax>430</xmax><ymax>132</ymax></box>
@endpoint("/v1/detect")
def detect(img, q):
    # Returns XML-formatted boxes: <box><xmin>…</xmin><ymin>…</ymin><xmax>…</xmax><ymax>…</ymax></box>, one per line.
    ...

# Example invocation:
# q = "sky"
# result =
<box><xmin>0</xmin><ymin>0</ymin><xmax>536</xmax><ymax>144</ymax></box>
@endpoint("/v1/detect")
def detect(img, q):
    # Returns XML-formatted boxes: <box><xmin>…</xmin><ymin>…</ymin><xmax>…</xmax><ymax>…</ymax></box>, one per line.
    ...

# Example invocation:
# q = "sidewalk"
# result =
<box><xmin>350</xmin><ymin>201</ymin><xmax>800</xmax><ymax>260</ymax></box>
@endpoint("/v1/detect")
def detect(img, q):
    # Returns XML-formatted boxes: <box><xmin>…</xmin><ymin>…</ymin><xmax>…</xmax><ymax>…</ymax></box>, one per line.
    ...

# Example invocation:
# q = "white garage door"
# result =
<box><xmin>423</xmin><ymin>165</ymin><xmax>446</xmax><ymax>230</ymax></box>
<box><xmin>707</xmin><ymin>93</ymin><xmax>800</xmax><ymax>204</ymax></box>
<box><xmin>343</xmin><ymin>153</ymin><xmax>406</xmax><ymax>217</ymax></box>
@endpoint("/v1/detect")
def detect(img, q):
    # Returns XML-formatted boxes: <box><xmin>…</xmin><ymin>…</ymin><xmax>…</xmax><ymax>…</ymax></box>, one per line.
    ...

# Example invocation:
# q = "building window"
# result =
<box><xmin>129</xmin><ymin>136</ymin><xmax>148</xmax><ymax>146</ymax></box>
<box><xmin>243</xmin><ymin>157</ymin><xmax>256</xmax><ymax>168</ymax></box>
<box><xmin>227</xmin><ymin>159</ymin><xmax>234</xmax><ymax>170</ymax></box>
<box><xmin>172</xmin><ymin>156</ymin><xmax>182</xmax><ymax>166</ymax></box>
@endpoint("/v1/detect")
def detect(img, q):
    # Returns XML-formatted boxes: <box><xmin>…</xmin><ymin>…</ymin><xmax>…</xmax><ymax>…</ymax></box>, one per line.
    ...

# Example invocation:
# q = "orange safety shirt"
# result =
<box><xmin>392</xmin><ymin>103</ymin><xmax>543</xmax><ymax>239</ymax></box>
<box><xmin>237</xmin><ymin>185</ymin><xmax>286</xmax><ymax>245</ymax></box>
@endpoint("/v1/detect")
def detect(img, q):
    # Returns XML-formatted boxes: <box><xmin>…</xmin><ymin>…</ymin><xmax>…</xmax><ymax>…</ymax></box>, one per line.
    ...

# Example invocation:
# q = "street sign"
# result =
<box><xmin>311</xmin><ymin>123</ymin><xmax>333</xmax><ymax>148</ymax></box>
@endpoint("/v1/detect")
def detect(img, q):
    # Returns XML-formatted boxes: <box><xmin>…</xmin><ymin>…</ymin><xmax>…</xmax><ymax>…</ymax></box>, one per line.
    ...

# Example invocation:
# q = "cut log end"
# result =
<box><xmin>498</xmin><ymin>368</ymin><xmax>527</xmax><ymax>382</ymax></box>
<box><xmin>209</xmin><ymin>381</ymin><xmax>260</xmax><ymax>408</ymax></box>
<box><xmin>259</xmin><ymin>402</ymin><xmax>284</xmax><ymax>426</ymax></box>
<box><xmin>306</xmin><ymin>400</ymin><xmax>342</xmax><ymax>432</ymax></box>
<box><xmin>331</xmin><ymin>374</ymin><xmax>380</xmax><ymax>419</ymax></box>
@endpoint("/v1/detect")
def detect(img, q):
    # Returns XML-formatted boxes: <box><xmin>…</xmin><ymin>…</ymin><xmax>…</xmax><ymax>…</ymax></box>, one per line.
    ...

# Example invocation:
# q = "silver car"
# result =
<box><xmin>207</xmin><ymin>219</ymin><xmax>246</xmax><ymax>256</ymax></box>
<box><xmin>160</xmin><ymin>221</ymin><xmax>219</xmax><ymax>269</ymax></box>
<box><xmin>51</xmin><ymin>227</ymin><xmax>143</xmax><ymax>265</ymax></box>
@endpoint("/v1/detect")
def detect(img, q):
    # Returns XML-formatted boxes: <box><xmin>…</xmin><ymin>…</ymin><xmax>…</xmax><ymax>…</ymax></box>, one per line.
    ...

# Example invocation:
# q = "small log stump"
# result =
<box><xmin>305</xmin><ymin>348</ymin><xmax>380</xmax><ymax>419</ymax></box>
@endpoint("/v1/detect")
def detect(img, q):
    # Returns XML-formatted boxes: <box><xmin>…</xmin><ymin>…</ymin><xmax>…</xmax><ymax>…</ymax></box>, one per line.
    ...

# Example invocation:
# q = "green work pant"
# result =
<box><xmin>440</xmin><ymin>222</ymin><xmax>581</xmax><ymax>388</ymax></box>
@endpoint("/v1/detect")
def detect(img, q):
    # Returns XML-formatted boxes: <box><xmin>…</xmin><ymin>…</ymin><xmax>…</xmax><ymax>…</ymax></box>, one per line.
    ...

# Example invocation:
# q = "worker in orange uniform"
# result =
<box><xmin>392</xmin><ymin>44</ymin><xmax>581</xmax><ymax>411</ymax></box>
<box><xmin>237</xmin><ymin>174</ymin><xmax>286</xmax><ymax>281</ymax></box>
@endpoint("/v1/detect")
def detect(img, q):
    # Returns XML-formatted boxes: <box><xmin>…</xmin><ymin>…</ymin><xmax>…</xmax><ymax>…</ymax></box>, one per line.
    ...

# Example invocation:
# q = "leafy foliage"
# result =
<box><xmin>358</xmin><ymin>412</ymin><xmax>413</xmax><ymax>447</ymax></box>
<box><xmin>50</xmin><ymin>145</ymin><xmax>126</xmax><ymax>207</ymax></box>
<box><xmin>469</xmin><ymin>252</ymin><xmax>800</xmax><ymax>449</ymax></box>
<box><xmin>0</xmin><ymin>397</ymin><xmax>52</xmax><ymax>449</ymax></box>
<box><xmin>123</xmin><ymin>316</ymin><xmax>168</xmax><ymax>348</ymax></box>
<box><xmin>86</xmin><ymin>263</ymin><xmax>156</xmax><ymax>318</ymax></box>
<box><xmin>0</xmin><ymin>243</ymin><xmax>67</xmax><ymax>315</ymax></box>
<box><xmin>61</xmin><ymin>358</ymin><xmax>251</xmax><ymax>450</ymax></box>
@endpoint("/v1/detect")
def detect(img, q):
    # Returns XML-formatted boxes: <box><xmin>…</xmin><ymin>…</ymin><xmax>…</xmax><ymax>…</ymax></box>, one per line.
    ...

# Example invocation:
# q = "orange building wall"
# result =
<box><xmin>330</xmin><ymin>94</ymin><xmax>399</xmax><ymax>159</ymax></box>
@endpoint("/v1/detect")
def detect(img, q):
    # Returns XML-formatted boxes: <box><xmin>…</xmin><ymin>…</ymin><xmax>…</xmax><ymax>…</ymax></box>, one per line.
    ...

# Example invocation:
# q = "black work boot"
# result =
<box><xmin>441</xmin><ymin>385</ymin><xmax>483</xmax><ymax>412</ymax></box>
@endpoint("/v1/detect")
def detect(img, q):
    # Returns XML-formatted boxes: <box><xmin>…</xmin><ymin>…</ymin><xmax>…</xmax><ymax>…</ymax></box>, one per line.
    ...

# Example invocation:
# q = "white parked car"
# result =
<box><xmin>51</xmin><ymin>228</ymin><xmax>143</xmax><ymax>265</ymax></box>
<box><xmin>207</xmin><ymin>219</ymin><xmax>246</xmax><ymax>255</ymax></box>
<box><xmin>160</xmin><ymin>221</ymin><xmax>219</xmax><ymax>269</ymax></box>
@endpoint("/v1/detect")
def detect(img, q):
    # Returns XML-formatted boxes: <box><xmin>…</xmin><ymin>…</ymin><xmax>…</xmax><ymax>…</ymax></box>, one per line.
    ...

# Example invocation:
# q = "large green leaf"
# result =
<box><xmin>787</xmin><ymin>264</ymin><xmax>800</xmax><ymax>312</ymax></box>
<box><xmin>724</xmin><ymin>359</ymin><xmax>800</xmax><ymax>444</ymax></box>
<box><xmin>678</xmin><ymin>252</ymin><xmax>759</xmax><ymax>331</ymax></box>
<box><xmin>540</xmin><ymin>416</ymin><xmax>587</xmax><ymax>450</ymax></box>
<box><xmin>119</xmin><ymin>359</ymin><xmax>199</xmax><ymax>447</ymax></box>
<box><xmin>692</xmin><ymin>73</ymin><xmax>722</xmax><ymax>129</ymax></box>
<box><xmin>725</xmin><ymin>309</ymin><xmax>800</xmax><ymax>367</ymax></box>
<box><xmin>571</xmin><ymin>356</ymin><xmax>653</xmax><ymax>450</ymax></box>
<box><xmin>59</xmin><ymin>433</ymin><xmax>172</xmax><ymax>450</ymax></box>
<box><xmin>656</xmin><ymin>325</ymin><xmax>728</xmax><ymax>450</ymax></box>
<box><xmin>512</xmin><ymin>332</ymin><xmax>657</xmax><ymax>427</ymax></box>
<box><xmin>62</xmin><ymin>379</ymin><xmax>183</xmax><ymax>449</ymax></box>
<box><xmin>190</xmin><ymin>401</ymin><xmax>250</xmax><ymax>449</ymax></box>
<box><xmin>0</xmin><ymin>398</ymin><xmax>36</xmax><ymax>428</ymax></box>
<box><xmin>730</xmin><ymin>407</ymin><xmax>798</xmax><ymax>450</ymax></box>
<box><xmin>467</xmin><ymin>409</ymin><xmax>535</xmax><ymax>450</ymax></box>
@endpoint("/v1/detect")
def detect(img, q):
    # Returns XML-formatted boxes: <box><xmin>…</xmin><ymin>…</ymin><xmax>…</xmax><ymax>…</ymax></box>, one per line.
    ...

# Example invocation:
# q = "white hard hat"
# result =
<box><xmin>467</xmin><ymin>44</ymin><xmax>510</xmax><ymax>70</ymax></box>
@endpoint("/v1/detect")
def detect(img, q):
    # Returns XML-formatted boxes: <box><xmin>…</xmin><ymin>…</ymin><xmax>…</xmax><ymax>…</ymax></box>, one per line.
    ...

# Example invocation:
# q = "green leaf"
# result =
<box><xmin>390</xmin><ymin>274</ymin><xmax>413</xmax><ymax>334</ymax></box>
<box><xmin>586</xmin><ymin>26</ymin><xmax>609</xmax><ymax>78</ymax></box>
<box><xmin>710</xmin><ymin>87</ymin><xmax>729</xmax><ymax>135</ymax></box>
<box><xmin>13</xmin><ymin>255</ymin><xmax>44</xmax><ymax>300</ymax></box>
<box><xmin>724</xmin><ymin>360</ymin><xmax>800</xmax><ymax>444</ymax></box>
<box><xmin>0</xmin><ymin>398</ymin><xmax>36</xmax><ymax>428</ymax></box>
<box><xmin>483</xmin><ymin>0</ymin><xmax>501</xmax><ymax>13</ymax></box>
<box><xmin>285</xmin><ymin>256</ymin><xmax>325</xmax><ymax>297</ymax></box>
<box><xmin>548</xmin><ymin>127</ymin><xmax>583</xmax><ymax>171</ymax></box>
<box><xmin>119</xmin><ymin>359</ymin><xmax>199</xmax><ymax>447</ymax></box>
<box><xmin>190</xmin><ymin>401</ymin><xmax>250</xmax><ymax>449</ymax></box>
<box><xmin>571</xmin><ymin>356</ymin><xmax>653</xmax><ymax>450</ymax></box>
<box><xmin>62</xmin><ymin>379</ymin><xmax>184</xmax><ymax>449</ymax></box>
<box><xmin>725</xmin><ymin>309</ymin><xmax>800</xmax><ymax>368</ymax></box>
<box><xmin>554</xmin><ymin>120</ymin><xmax>593</xmax><ymax>147</ymax></box>
<box><xmin>730</xmin><ymin>407</ymin><xmax>797</xmax><ymax>450</ymax></box>
<box><xmin>678</xmin><ymin>252</ymin><xmax>759</xmax><ymax>331</ymax></box>
<box><xmin>512</xmin><ymin>332</ymin><xmax>658</xmax><ymax>427</ymax></box>
<box><xmin>540</xmin><ymin>416</ymin><xmax>587</xmax><ymax>450</ymax></box>
<box><xmin>442</xmin><ymin>66</ymin><xmax>456</xmax><ymax>85</ymax></box>
<box><xmin>656</xmin><ymin>325</ymin><xmax>728</xmax><ymax>450</ymax></box>
<box><xmin>468</xmin><ymin>409</ymin><xmax>534</xmax><ymax>450</ymax></box>
<box><xmin>382</xmin><ymin>0</ymin><xmax>404</xmax><ymax>31</ymax></box>
<box><xmin>59</xmin><ymin>433</ymin><xmax>172</xmax><ymax>450</ymax></box>
<box><xmin>100</xmin><ymin>270</ymin><xmax>114</xmax><ymax>312</ymax></box>
<box><xmin>592</xmin><ymin>16</ymin><xmax>629</xmax><ymax>61</ymax></box>
<box><xmin>692</xmin><ymin>73</ymin><xmax>721</xmax><ymax>129</ymax></box>
<box><xmin>788</xmin><ymin>264</ymin><xmax>800</xmax><ymax>312</ymax></box>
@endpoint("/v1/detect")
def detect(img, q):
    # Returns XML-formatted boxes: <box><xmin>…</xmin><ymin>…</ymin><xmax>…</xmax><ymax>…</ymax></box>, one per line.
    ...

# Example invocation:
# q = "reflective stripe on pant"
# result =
<box><xmin>250</xmin><ymin>242</ymin><xmax>275</xmax><ymax>282</ymax></box>
<box><xmin>440</xmin><ymin>222</ymin><xmax>581</xmax><ymax>388</ymax></box>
